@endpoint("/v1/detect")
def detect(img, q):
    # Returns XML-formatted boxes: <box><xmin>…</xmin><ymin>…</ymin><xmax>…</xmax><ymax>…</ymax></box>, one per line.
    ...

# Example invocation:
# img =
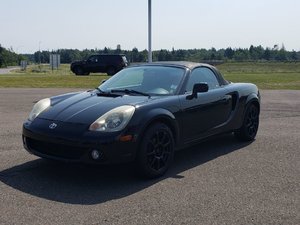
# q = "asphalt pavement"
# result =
<box><xmin>0</xmin><ymin>88</ymin><xmax>299</xmax><ymax>225</ymax></box>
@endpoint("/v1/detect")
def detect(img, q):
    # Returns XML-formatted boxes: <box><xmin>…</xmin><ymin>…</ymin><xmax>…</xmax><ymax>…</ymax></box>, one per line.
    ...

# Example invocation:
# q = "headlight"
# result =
<box><xmin>89</xmin><ymin>105</ymin><xmax>135</xmax><ymax>132</ymax></box>
<box><xmin>28</xmin><ymin>98</ymin><xmax>51</xmax><ymax>121</ymax></box>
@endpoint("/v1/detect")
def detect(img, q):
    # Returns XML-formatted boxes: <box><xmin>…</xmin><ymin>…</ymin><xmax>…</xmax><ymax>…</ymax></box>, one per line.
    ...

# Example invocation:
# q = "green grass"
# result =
<box><xmin>222</xmin><ymin>73</ymin><xmax>300</xmax><ymax>90</ymax></box>
<box><xmin>217</xmin><ymin>62</ymin><xmax>300</xmax><ymax>90</ymax></box>
<box><xmin>217</xmin><ymin>61</ymin><xmax>300</xmax><ymax>74</ymax></box>
<box><xmin>0</xmin><ymin>62</ymin><xmax>300</xmax><ymax>89</ymax></box>
<box><xmin>0</xmin><ymin>64</ymin><xmax>108</xmax><ymax>88</ymax></box>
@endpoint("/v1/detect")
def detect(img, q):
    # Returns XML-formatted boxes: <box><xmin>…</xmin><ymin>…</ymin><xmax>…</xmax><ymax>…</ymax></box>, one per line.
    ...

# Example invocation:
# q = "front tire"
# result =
<box><xmin>235</xmin><ymin>103</ymin><xmax>259</xmax><ymax>141</ymax></box>
<box><xmin>74</xmin><ymin>66</ymin><xmax>84</xmax><ymax>75</ymax></box>
<box><xmin>136</xmin><ymin>123</ymin><xmax>174</xmax><ymax>178</ymax></box>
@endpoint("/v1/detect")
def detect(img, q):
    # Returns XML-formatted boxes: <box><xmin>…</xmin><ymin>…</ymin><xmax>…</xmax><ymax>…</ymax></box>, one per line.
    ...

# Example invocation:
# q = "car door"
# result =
<box><xmin>179</xmin><ymin>67</ymin><xmax>233</xmax><ymax>143</ymax></box>
<box><xmin>96</xmin><ymin>55</ymin><xmax>108</xmax><ymax>72</ymax></box>
<box><xmin>85</xmin><ymin>55</ymin><xmax>100</xmax><ymax>72</ymax></box>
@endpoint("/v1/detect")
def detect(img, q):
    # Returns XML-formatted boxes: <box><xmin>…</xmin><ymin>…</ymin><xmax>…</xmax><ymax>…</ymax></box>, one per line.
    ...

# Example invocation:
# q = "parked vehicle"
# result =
<box><xmin>23</xmin><ymin>61</ymin><xmax>260</xmax><ymax>178</ymax></box>
<box><xmin>70</xmin><ymin>54</ymin><xmax>128</xmax><ymax>76</ymax></box>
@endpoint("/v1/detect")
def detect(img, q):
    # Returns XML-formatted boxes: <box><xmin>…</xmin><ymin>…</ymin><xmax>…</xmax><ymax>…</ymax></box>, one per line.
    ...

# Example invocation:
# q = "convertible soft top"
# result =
<box><xmin>133</xmin><ymin>61</ymin><xmax>229</xmax><ymax>86</ymax></box>
<box><xmin>135</xmin><ymin>61</ymin><xmax>207</xmax><ymax>70</ymax></box>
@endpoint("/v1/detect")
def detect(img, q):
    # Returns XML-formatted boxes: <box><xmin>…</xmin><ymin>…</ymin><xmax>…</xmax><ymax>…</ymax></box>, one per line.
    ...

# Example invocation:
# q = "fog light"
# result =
<box><xmin>91</xmin><ymin>150</ymin><xmax>101</xmax><ymax>160</ymax></box>
<box><xmin>22</xmin><ymin>136</ymin><xmax>27</xmax><ymax>145</ymax></box>
<box><xmin>23</xmin><ymin>136</ymin><xmax>28</xmax><ymax>147</ymax></box>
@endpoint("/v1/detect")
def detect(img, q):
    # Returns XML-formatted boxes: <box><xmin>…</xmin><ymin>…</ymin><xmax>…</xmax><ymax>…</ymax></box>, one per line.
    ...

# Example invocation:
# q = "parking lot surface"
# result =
<box><xmin>0</xmin><ymin>88</ymin><xmax>299</xmax><ymax>225</ymax></box>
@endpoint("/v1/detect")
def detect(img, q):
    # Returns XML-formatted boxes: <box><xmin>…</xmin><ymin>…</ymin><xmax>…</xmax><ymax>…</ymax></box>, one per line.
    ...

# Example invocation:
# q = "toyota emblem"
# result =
<box><xmin>49</xmin><ymin>123</ymin><xmax>57</xmax><ymax>129</ymax></box>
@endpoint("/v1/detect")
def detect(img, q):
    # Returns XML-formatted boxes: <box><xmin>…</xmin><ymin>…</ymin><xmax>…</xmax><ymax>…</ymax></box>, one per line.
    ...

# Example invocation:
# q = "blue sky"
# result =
<box><xmin>1</xmin><ymin>0</ymin><xmax>300</xmax><ymax>53</ymax></box>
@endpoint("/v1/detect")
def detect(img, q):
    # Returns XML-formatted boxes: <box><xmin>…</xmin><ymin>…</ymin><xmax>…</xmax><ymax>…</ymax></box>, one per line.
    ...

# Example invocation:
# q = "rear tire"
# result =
<box><xmin>136</xmin><ymin>123</ymin><xmax>174</xmax><ymax>178</ymax></box>
<box><xmin>107</xmin><ymin>67</ymin><xmax>116</xmax><ymax>76</ymax></box>
<box><xmin>234</xmin><ymin>103</ymin><xmax>259</xmax><ymax>141</ymax></box>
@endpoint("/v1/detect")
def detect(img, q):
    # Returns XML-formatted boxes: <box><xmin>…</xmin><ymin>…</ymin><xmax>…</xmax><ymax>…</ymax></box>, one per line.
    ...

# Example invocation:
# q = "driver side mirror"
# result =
<box><xmin>186</xmin><ymin>83</ymin><xmax>209</xmax><ymax>100</ymax></box>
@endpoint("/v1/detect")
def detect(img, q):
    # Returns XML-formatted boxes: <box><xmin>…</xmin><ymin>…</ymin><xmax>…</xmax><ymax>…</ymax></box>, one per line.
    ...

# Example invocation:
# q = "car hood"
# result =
<box><xmin>39</xmin><ymin>91</ymin><xmax>150</xmax><ymax>124</ymax></box>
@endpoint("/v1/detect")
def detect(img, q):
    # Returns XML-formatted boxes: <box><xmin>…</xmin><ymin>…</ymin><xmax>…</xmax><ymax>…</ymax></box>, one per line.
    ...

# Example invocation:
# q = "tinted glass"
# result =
<box><xmin>186</xmin><ymin>67</ymin><xmax>220</xmax><ymax>92</ymax></box>
<box><xmin>88</xmin><ymin>55</ymin><xmax>99</xmax><ymax>63</ymax></box>
<box><xmin>99</xmin><ymin>66</ymin><xmax>185</xmax><ymax>95</ymax></box>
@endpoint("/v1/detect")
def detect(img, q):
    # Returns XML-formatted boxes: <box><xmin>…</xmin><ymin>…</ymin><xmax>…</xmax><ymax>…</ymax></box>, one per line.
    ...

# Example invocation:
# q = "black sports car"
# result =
<box><xmin>22</xmin><ymin>61</ymin><xmax>260</xmax><ymax>178</ymax></box>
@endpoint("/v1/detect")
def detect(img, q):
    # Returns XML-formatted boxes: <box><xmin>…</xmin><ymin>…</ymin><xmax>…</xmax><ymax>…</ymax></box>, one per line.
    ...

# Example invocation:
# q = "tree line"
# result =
<box><xmin>1</xmin><ymin>44</ymin><xmax>300</xmax><ymax>67</ymax></box>
<box><xmin>0</xmin><ymin>45</ymin><xmax>26</xmax><ymax>68</ymax></box>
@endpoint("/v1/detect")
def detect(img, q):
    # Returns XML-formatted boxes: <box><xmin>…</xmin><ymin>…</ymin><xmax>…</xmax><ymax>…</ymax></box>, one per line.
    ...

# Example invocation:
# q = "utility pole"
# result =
<box><xmin>148</xmin><ymin>0</ymin><xmax>152</xmax><ymax>62</ymax></box>
<box><xmin>39</xmin><ymin>41</ymin><xmax>42</xmax><ymax>65</ymax></box>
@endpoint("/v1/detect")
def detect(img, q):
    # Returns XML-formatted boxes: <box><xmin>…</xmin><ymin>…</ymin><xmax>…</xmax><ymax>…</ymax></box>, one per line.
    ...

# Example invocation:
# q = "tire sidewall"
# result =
<box><xmin>107</xmin><ymin>67</ymin><xmax>116</xmax><ymax>76</ymax></box>
<box><xmin>235</xmin><ymin>103</ymin><xmax>259</xmax><ymax>141</ymax></box>
<box><xmin>75</xmin><ymin>67</ymin><xmax>84</xmax><ymax>75</ymax></box>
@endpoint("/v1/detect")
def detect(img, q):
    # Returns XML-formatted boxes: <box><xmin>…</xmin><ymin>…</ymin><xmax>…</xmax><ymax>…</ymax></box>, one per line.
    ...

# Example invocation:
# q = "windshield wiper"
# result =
<box><xmin>110</xmin><ymin>89</ymin><xmax>150</xmax><ymax>97</ymax></box>
<box><xmin>95</xmin><ymin>87</ymin><xmax>121</xmax><ymax>97</ymax></box>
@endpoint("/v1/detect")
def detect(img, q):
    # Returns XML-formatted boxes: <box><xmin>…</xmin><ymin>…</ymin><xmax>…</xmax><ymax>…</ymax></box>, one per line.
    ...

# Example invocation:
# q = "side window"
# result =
<box><xmin>186</xmin><ymin>67</ymin><xmax>220</xmax><ymax>92</ymax></box>
<box><xmin>88</xmin><ymin>55</ymin><xmax>99</xmax><ymax>63</ymax></box>
<box><xmin>97</xmin><ymin>56</ymin><xmax>103</xmax><ymax>63</ymax></box>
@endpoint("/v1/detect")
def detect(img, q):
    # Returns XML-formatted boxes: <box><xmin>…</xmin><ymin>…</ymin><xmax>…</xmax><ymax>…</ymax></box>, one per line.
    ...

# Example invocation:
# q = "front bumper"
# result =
<box><xmin>22</xmin><ymin>119</ymin><xmax>138</xmax><ymax>164</ymax></box>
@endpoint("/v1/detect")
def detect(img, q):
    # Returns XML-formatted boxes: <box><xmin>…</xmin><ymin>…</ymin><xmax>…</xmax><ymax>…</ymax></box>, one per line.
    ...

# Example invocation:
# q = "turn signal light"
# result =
<box><xmin>119</xmin><ymin>135</ymin><xmax>133</xmax><ymax>142</ymax></box>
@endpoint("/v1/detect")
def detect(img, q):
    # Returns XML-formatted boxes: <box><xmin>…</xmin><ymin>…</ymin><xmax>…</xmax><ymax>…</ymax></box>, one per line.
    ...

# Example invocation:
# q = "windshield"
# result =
<box><xmin>99</xmin><ymin>66</ymin><xmax>185</xmax><ymax>95</ymax></box>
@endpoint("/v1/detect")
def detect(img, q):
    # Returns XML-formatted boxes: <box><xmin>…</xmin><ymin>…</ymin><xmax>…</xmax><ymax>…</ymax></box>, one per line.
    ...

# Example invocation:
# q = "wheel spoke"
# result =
<box><xmin>147</xmin><ymin>150</ymin><xmax>155</xmax><ymax>156</ymax></box>
<box><xmin>149</xmin><ymin>157</ymin><xmax>156</xmax><ymax>167</ymax></box>
<box><xmin>246</xmin><ymin>117</ymin><xmax>252</xmax><ymax>127</ymax></box>
<box><xmin>163</xmin><ymin>140</ymin><xmax>170</xmax><ymax>148</ymax></box>
<box><xmin>152</xmin><ymin>138</ymin><xmax>157</xmax><ymax>147</ymax></box>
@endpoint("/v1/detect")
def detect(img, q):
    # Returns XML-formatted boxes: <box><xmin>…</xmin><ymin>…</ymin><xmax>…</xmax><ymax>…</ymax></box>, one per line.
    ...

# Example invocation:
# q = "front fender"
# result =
<box><xmin>133</xmin><ymin>107</ymin><xmax>179</xmax><ymax>145</ymax></box>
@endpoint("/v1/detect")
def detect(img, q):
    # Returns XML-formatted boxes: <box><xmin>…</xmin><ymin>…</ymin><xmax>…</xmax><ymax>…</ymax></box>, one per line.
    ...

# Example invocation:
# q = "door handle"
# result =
<box><xmin>220</xmin><ymin>95</ymin><xmax>232</xmax><ymax>103</ymax></box>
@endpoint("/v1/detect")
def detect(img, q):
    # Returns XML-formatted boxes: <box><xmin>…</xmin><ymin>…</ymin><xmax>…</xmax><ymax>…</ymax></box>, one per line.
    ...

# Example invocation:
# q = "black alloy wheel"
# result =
<box><xmin>235</xmin><ymin>103</ymin><xmax>259</xmax><ymax>141</ymax></box>
<box><xmin>137</xmin><ymin>123</ymin><xmax>174</xmax><ymax>178</ymax></box>
<box><xmin>107</xmin><ymin>67</ymin><xmax>116</xmax><ymax>76</ymax></box>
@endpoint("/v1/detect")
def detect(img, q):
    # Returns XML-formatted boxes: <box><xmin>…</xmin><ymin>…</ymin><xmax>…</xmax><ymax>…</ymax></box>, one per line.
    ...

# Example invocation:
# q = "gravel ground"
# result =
<box><xmin>0</xmin><ymin>67</ymin><xmax>19</xmax><ymax>75</ymax></box>
<box><xmin>0</xmin><ymin>88</ymin><xmax>299</xmax><ymax>225</ymax></box>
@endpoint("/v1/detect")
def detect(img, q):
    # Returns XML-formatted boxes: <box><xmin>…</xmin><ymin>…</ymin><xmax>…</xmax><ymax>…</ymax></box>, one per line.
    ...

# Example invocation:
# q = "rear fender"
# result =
<box><xmin>246</xmin><ymin>92</ymin><xmax>260</xmax><ymax>113</ymax></box>
<box><xmin>234</xmin><ymin>92</ymin><xmax>260</xmax><ymax>130</ymax></box>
